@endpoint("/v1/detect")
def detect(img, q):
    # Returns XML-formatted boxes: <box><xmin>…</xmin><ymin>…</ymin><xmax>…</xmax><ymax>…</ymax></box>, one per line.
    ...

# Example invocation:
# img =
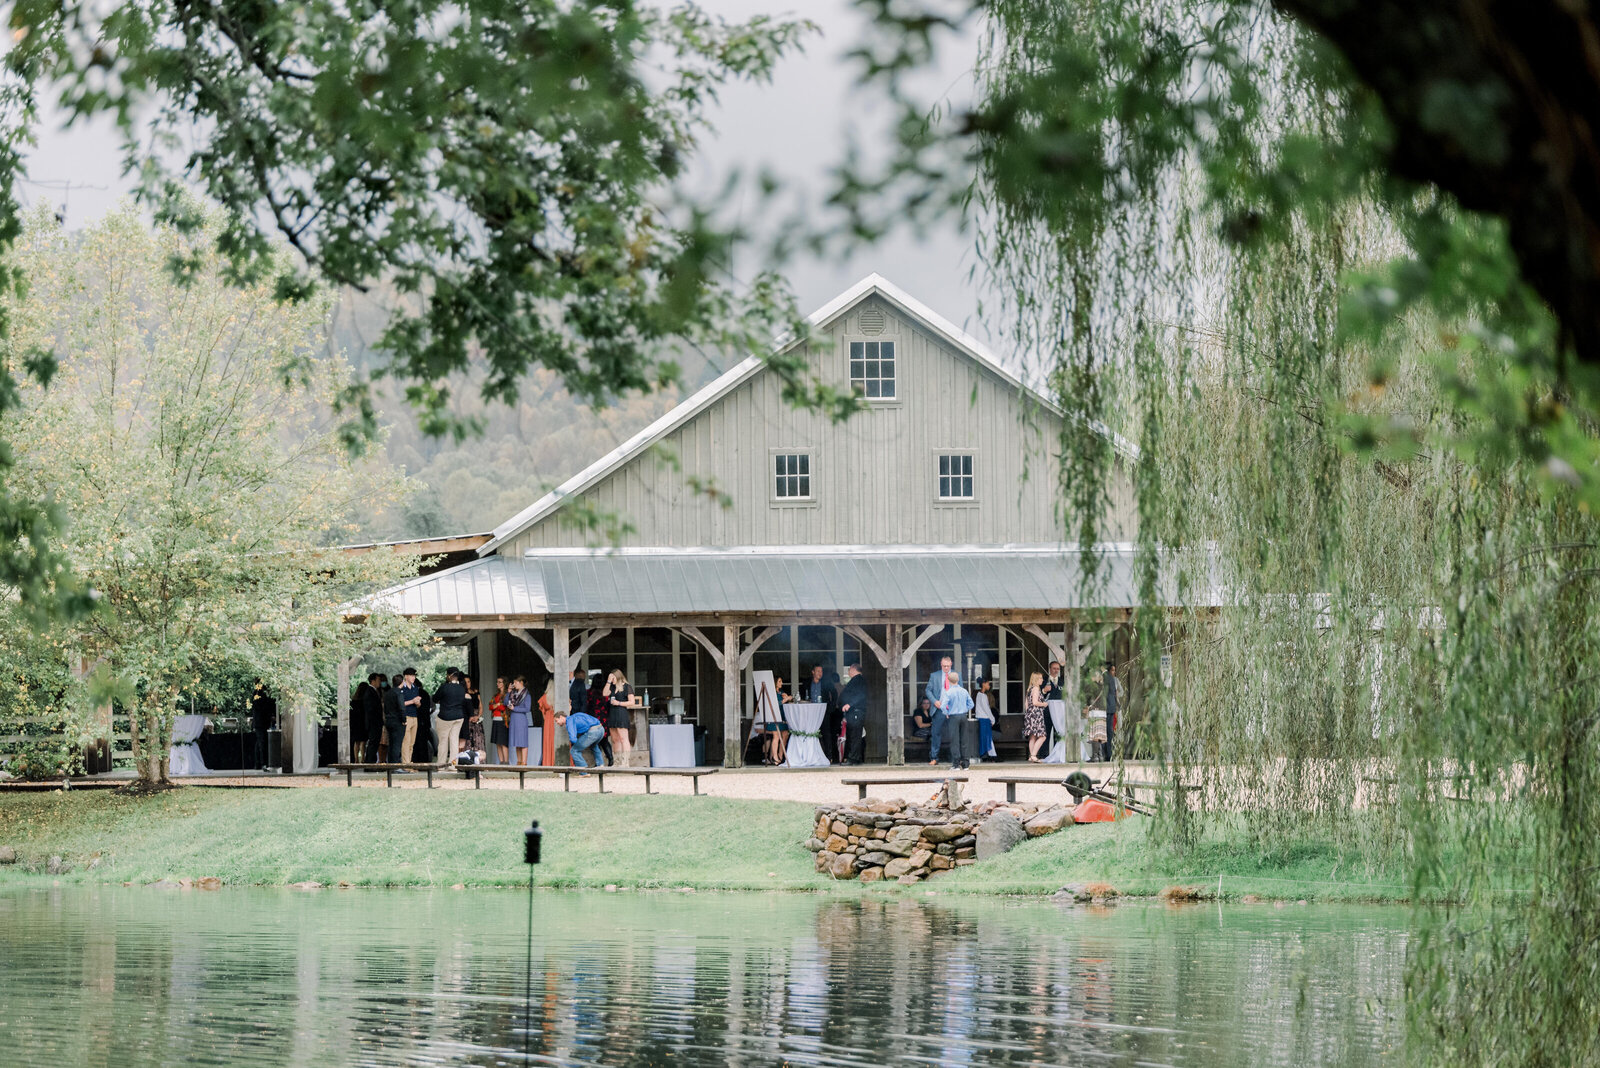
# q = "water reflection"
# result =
<box><xmin>0</xmin><ymin>888</ymin><xmax>1402</xmax><ymax>1066</ymax></box>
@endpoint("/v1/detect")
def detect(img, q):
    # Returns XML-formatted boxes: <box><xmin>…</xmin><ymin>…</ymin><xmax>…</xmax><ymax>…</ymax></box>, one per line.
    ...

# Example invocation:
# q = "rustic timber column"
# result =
<box><xmin>723</xmin><ymin>625</ymin><xmax>741</xmax><ymax>768</ymax></box>
<box><xmin>884</xmin><ymin>625</ymin><xmax>905</xmax><ymax>766</ymax></box>
<box><xmin>552</xmin><ymin>626</ymin><xmax>571</xmax><ymax>713</ymax></box>
<box><xmin>336</xmin><ymin>657</ymin><xmax>353</xmax><ymax>762</ymax></box>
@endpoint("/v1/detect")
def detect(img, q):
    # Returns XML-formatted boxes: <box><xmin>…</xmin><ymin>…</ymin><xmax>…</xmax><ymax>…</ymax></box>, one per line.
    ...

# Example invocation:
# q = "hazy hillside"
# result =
<box><xmin>328</xmin><ymin>288</ymin><xmax>729</xmax><ymax>541</ymax></box>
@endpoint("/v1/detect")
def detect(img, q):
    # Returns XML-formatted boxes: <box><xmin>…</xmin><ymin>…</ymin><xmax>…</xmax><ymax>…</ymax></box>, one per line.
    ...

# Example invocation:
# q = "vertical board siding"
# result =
<box><xmin>508</xmin><ymin>297</ymin><xmax>1136</xmax><ymax>553</ymax></box>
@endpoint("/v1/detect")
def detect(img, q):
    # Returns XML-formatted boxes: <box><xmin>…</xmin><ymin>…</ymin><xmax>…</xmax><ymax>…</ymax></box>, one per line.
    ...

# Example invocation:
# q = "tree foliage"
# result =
<box><xmin>0</xmin><ymin>208</ymin><xmax>431</xmax><ymax>784</ymax></box>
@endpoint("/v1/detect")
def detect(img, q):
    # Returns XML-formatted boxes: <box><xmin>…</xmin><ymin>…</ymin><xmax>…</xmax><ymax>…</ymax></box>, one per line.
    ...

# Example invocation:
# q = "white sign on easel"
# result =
<box><xmin>747</xmin><ymin>669</ymin><xmax>780</xmax><ymax>748</ymax></box>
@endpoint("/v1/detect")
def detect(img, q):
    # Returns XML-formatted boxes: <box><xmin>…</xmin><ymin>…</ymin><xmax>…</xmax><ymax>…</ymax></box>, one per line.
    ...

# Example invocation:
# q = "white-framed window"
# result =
<box><xmin>937</xmin><ymin>453</ymin><xmax>974</xmax><ymax>500</ymax></box>
<box><xmin>773</xmin><ymin>452</ymin><xmax>813</xmax><ymax>500</ymax></box>
<box><xmin>848</xmin><ymin>339</ymin><xmax>896</xmax><ymax>399</ymax></box>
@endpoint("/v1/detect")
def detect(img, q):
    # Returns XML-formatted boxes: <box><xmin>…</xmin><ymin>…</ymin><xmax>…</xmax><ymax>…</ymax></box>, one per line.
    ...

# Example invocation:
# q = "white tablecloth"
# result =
<box><xmin>169</xmin><ymin>714</ymin><xmax>210</xmax><ymax>776</ymax></box>
<box><xmin>1043</xmin><ymin>700</ymin><xmax>1070</xmax><ymax>764</ymax></box>
<box><xmin>782</xmin><ymin>702</ymin><xmax>830</xmax><ymax>767</ymax></box>
<box><xmin>649</xmin><ymin>724</ymin><xmax>696</xmax><ymax>767</ymax></box>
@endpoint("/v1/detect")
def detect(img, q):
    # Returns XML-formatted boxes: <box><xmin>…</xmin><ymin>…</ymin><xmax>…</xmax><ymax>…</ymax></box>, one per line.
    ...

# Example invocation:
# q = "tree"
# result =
<box><xmin>0</xmin><ymin>207</ymin><xmax>431</xmax><ymax>786</ymax></box>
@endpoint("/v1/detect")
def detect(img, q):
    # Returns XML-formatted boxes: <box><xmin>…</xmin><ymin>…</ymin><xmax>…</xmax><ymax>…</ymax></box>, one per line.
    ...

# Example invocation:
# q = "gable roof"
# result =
<box><xmin>479</xmin><ymin>273</ymin><xmax>1137</xmax><ymax>556</ymax></box>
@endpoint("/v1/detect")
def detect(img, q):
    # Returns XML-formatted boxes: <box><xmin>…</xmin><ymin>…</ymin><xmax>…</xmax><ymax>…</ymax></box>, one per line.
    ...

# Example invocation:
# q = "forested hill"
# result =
<box><xmin>328</xmin><ymin>289</ymin><xmax>728</xmax><ymax>542</ymax></box>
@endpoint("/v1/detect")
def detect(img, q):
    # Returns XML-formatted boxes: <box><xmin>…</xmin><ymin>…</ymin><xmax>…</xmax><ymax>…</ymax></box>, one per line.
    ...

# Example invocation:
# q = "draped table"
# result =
<box><xmin>649</xmin><ymin>724</ymin><xmax>697</xmax><ymax>767</ymax></box>
<box><xmin>781</xmin><ymin>702</ymin><xmax>830</xmax><ymax>767</ymax></box>
<box><xmin>169</xmin><ymin>714</ymin><xmax>211</xmax><ymax>776</ymax></box>
<box><xmin>1043</xmin><ymin>700</ymin><xmax>1071</xmax><ymax>764</ymax></box>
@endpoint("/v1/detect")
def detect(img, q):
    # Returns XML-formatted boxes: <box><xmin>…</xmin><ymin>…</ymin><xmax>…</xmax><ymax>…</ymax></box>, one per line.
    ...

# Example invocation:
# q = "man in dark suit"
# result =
<box><xmin>380</xmin><ymin>675</ymin><xmax>405</xmax><ymax>762</ymax></box>
<box><xmin>837</xmin><ymin>662</ymin><xmax>869</xmax><ymax>765</ymax></box>
<box><xmin>249</xmin><ymin>680</ymin><xmax>277</xmax><ymax>770</ymax></box>
<box><xmin>362</xmin><ymin>672</ymin><xmax>385</xmax><ymax>763</ymax></box>
<box><xmin>569</xmin><ymin>666</ymin><xmax>588</xmax><ymax>721</ymax></box>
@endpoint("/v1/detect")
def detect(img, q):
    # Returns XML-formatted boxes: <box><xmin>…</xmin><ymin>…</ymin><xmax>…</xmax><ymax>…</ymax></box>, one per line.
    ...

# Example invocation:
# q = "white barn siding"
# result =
<box><xmin>506</xmin><ymin>297</ymin><xmax>1135</xmax><ymax>553</ymax></box>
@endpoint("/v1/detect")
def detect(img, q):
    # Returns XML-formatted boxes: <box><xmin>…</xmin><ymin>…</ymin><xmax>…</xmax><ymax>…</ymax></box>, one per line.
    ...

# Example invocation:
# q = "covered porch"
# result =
<box><xmin>359</xmin><ymin>545</ymin><xmax>1163</xmax><ymax>767</ymax></box>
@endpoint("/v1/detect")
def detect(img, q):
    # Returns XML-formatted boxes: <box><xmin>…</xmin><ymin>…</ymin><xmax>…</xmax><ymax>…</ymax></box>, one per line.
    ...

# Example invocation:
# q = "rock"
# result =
<box><xmin>856</xmin><ymin>851</ymin><xmax>892</xmax><ymax>869</ymax></box>
<box><xmin>827</xmin><ymin>854</ymin><xmax>858</xmax><ymax>879</ymax></box>
<box><xmin>928</xmin><ymin>855</ymin><xmax>954</xmax><ymax>870</ymax></box>
<box><xmin>815</xmin><ymin>816</ymin><xmax>832</xmax><ymax>839</ymax></box>
<box><xmin>871</xmin><ymin>829</ymin><xmax>887</xmax><ymax>839</ymax></box>
<box><xmin>291</xmin><ymin>881</ymin><xmax>323</xmax><ymax>890</ymax></box>
<box><xmin>804</xmin><ymin>837</ymin><xmax>825</xmax><ymax>853</ymax></box>
<box><xmin>975</xmin><ymin>811</ymin><xmax>1027</xmax><ymax>860</ymax></box>
<box><xmin>935</xmin><ymin>843</ymin><xmax>955</xmax><ymax>856</ymax></box>
<box><xmin>1159</xmin><ymin>885</ymin><xmax>1202</xmax><ymax>903</ymax></box>
<box><xmin>451</xmin><ymin>883</ymin><xmax>466</xmax><ymax>891</ymax></box>
<box><xmin>884</xmin><ymin>857</ymin><xmax>916</xmax><ymax>879</ymax></box>
<box><xmin>955</xmin><ymin>858</ymin><xmax>976</xmax><ymax>867</ymax></box>
<box><xmin>897</xmin><ymin>874</ymin><xmax>921</xmax><ymax>885</ymax></box>
<box><xmin>907</xmin><ymin>848</ymin><xmax>934</xmax><ymax>870</ymax></box>
<box><xmin>0</xmin><ymin>846</ymin><xmax>17</xmax><ymax>864</ymax></box>
<box><xmin>824</xmin><ymin>834</ymin><xmax>849</xmax><ymax>853</ymax></box>
<box><xmin>921</xmin><ymin>824</ymin><xmax>968</xmax><ymax>844</ymax></box>
<box><xmin>863</xmin><ymin>799</ymin><xmax>904</xmax><ymax>814</ymax></box>
<box><xmin>1059</xmin><ymin>883</ymin><xmax>1093</xmax><ymax>902</ymax></box>
<box><xmin>1241</xmin><ymin>894</ymin><xmax>1263</xmax><ymax>904</ymax></box>
<box><xmin>814</xmin><ymin>852</ymin><xmax>830</xmax><ymax>872</ymax></box>
<box><xmin>45</xmin><ymin>855</ymin><xmax>67</xmax><ymax>875</ymax></box>
<box><xmin>848</xmin><ymin>824</ymin><xmax>875</xmax><ymax>837</ymax></box>
<box><xmin>953</xmin><ymin>835</ymin><xmax>976</xmax><ymax>849</ymax></box>
<box><xmin>148</xmin><ymin>878</ymin><xmax>181</xmax><ymax>890</ymax></box>
<box><xmin>909</xmin><ymin>867</ymin><xmax>929</xmax><ymax>879</ymax></box>
<box><xmin>830</xmin><ymin>820</ymin><xmax>848</xmax><ymax>836</ymax></box>
<box><xmin>859</xmin><ymin>867</ymin><xmax>884</xmax><ymax>883</ymax></box>
<box><xmin>1025</xmin><ymin>808</ymin><xmax>1074</xmax><ymax>836</ymax></box>
<box><xmin>847</xmin><ymin>836</ymin><xmax>861</xmax><ymax>846</ymax></box>
<box><xmin>197</xmin><ymin>876</ymin><xmax>223</xmax><ymax>891</ymax></box>
<box><xmin>954</xmin><ymin>847</ymin><xmax>975</xmax><ymax>859</ymax></box>
<box><xmin>178</xmin><ymin>877</ymin><xmax>193</xmax><ymax>889</ymax></box>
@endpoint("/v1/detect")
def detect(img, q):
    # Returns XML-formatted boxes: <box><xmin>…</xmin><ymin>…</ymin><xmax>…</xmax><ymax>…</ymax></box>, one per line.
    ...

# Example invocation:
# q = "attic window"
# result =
<box><xmin>937</xmin><ymin>453</ymin><xmax>974</xmax><ymax>500</ymax></box>
<box><xmin>849</xmin><ymin>340</ymin><xmax>896</xmax><ymax>399</ymax></box>
<box><xmin>773</xmin><ymin>453</ymin><xmax>812</xmax><ymax>500</ymax></box>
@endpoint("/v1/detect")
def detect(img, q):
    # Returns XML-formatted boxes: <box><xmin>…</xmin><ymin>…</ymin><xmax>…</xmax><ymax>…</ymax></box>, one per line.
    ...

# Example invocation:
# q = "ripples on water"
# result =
<box><xmin>0</xmin><ymin>888</ymin><xmax>1402</xmax><ymax>1067</ymax></box>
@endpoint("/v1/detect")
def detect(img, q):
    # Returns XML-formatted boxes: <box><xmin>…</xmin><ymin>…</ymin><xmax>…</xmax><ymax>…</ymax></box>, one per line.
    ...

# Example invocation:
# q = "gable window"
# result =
<box><xmin>774</xmin><ymin>453</ymin><xmax>812</xmax><ymax>500</ymax></box>
<box><xmin>849</xmin><ymin>340</ymin><xmax>896</xmax><ymax>399</ymax></box>
<box><xmin>938</xmin><ymin>453</ymin><xmax>974</xmax><ymax>500</ymax></box>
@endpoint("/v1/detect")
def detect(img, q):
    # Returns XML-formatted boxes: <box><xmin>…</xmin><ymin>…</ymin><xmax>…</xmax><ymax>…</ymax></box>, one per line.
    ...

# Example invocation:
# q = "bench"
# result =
<box><xmin>840</xmin><ymin>775</ymin><xmax>968</xmax><ymax>801</ymax></box>
<box><xmin>455</xmin><ymin>764</ymin><xmax>555</xmax><ymax>789</ymax></box>
<box><xmin>553</xmin><ymin>766</ymin><xmax>719</xmax><ymax>795</ymax></box>
<box><xmin>329</xmin><ymin>762</ymin><xmax>446</xmax><ymax>788</ymax></box>
<box><xmin>990</xmin><ymin>774</ymin><xmax>1078</xmax><ymax>803</ymax></box>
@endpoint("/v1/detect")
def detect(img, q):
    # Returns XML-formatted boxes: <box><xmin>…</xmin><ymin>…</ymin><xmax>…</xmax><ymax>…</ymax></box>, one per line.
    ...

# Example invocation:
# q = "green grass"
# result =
<box><xmin>0</xmin><ymin>788</ymin><xmax>1410</xmax><ymax>901</ymax></box>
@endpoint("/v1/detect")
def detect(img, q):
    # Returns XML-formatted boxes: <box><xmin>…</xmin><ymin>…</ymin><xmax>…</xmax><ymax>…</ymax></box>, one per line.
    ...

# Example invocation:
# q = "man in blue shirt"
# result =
<box><xmin>939</xmin><ymin>671</ymin><xmax>974</xmax><ymax>770</ymax></box>
<box><xmin>396</xmin><ymin>668</ymin><xmax>424</xmax><ymax>764</ymax></box>
<box><xmin>925</xmin><ymin>655</ymin><xmax>953</xmax><ymax>765</ymax></box>
<box><xmin>562</xmin><ymin>707</ymin><xmax>607</xmax><ymax>769</ymax></box>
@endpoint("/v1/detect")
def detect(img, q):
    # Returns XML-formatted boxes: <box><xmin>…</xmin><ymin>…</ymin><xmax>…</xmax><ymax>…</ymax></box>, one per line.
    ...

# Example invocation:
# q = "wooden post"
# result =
<box><xmin>884</xmin><ymin>625</ymin><xmax>904</xmax><ymax>766</ymax></box>
<box><xmin>336</xmin><ymin>657</ymin><xmax>352</xmax><ymax>763</ymax></box>
<box><xmin>551</xmin><ymin>626</ymin><xmax>570</xmax><ymax>766</ymax></box>
<box><xmin>723</xmin><ymin>624</ymin><xmax>742</xmax><ymax>768</ymax></box>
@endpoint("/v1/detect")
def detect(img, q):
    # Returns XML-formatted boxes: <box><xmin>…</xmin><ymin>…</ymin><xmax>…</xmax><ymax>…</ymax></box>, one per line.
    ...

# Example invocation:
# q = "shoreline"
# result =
<box><xmin>0</xmin><ymin>786</ymin><xmax>1415</xmax><ymax>904</ymax></box>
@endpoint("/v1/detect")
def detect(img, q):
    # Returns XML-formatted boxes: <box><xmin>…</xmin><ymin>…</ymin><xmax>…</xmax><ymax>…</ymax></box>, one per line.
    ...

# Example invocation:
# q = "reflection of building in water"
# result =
<box><xmin>357</xmin><ymin>275</ymin><xmax>1214</xmax><ymax>769</ymax></box>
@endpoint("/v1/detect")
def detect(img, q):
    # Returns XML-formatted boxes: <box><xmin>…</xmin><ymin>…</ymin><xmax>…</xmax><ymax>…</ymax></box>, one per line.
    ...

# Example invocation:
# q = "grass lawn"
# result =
<box><xmin>0</xmin><ymin>788</ymin><xmax>1410</xmax><ymax>901</ymax></box>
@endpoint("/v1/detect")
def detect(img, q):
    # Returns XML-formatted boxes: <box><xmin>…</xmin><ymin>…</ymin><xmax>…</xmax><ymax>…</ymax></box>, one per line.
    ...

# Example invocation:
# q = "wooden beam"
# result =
<box><xmin>508</xmin><ymin>627</ymin><xmax>555</xmax><ymax>672</ymax></box>
<box><xmin>884</xmin><ymin>624</ymin><xmax>904</xmax><ymax>766</ymax></box>
<box><xmin>723</xmin><ymin>625</ymin><xmax>742</xmax><ymax>768</ymax></box>
<box><xmin>570</xmin><ymin>627</ymin><xmax>612</xmax><ymax>663</ymax></box>
<box><xmin>552</xmin><ymin>626</ymin><xmax>571</xmax><ymax>715</ymax></box>
<box><xmin>843</xmin><ymin>625</ymin><xmax>890</xmax><ymax>668</ymax></box>
<box><xmin>1025</xmin><ymin>623</ymin><xmax>1067</xmax><ymax>665</ymax></box>
<box><xmin>899</xmin><ymin>623</ymin><xmax>945</xmax><ymax>668</ymax></box>
<box><xmin>335</xmin><ymin>656</ymin><xmax>356</xmax><ymax>763</ymax></box>
<box><xmin>680</xmin><ymin>626</ymin><xmax>726</xmax><ymax>671</ymax></box>
<box><xmin>736</xmin><ymin>626</ymin><xmax>782</xmax><ymax>671</ymax></box>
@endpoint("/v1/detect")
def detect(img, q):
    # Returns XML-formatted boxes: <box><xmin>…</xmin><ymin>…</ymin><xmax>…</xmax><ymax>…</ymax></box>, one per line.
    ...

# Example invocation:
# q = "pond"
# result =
<box><xmin>0</xmin><ymin>887</ymin><xmax>1402</xmax><ymax>1066</ymax></box>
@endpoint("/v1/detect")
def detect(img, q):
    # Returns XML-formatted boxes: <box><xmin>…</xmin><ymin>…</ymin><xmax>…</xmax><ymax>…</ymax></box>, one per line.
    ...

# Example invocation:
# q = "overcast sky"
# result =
<box><xmin>17</xmin><ymin>1</ymin><xmax>995</xmax><ymax>346</ymax></box>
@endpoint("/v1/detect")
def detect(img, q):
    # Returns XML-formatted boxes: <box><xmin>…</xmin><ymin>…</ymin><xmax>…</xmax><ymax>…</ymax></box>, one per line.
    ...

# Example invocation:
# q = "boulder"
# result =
<box><xmin>148</xmin><ymin>878</ymin><xmax>181</xmax><ymax>890</ymax></box>
<box><xmin>920</xmin><ymin>824</ymin><xmax>969</xmax><ymax>844</ymax></box>
<box><xmin>830</xmin><ymin>820</ymin><xmax>848</xmax><ymax>836</ymax></box>
<box><xmin>955</xmin><ymin>858</ymin><xmax>976</xmax><ymax>867</ymax></box>
<box><xmin>928</xmin><ymin>855</ymin><xmax>954</xmax><ymax>871</ymax></box>
<box><xmin>975</xmin><ymin>811</ymin><xmax>1027</xmax><ymax>860</ymax></box>
<box><xmin>814</xmin><ymin>852</ymin><xmax>831</xmax><ymax>872</ymax></box>
<box><xmin>953</xmin><ymin>834</ymin><xmax>977</xmax><ymax>849</ymax></box>
<box><xmin>934</xmin><ymin>843</ymin><xmax>955</xmax><ymax>856</ymax></box>
<box><xmin>870</xmin><ymin>828</ymin><xmax>887</xmax><ymax>839</ymax></box>
<box><xmin>897</xmin><ymin>874</ymin><xmax>921</xmax><ymax>885</ymax></box>
<box><xmin>954</xmin><ymin>846</ymin><xmax>976</xmax><ymax>859</ymax></box>
<box><xmin>814</xmin><ymin>816</ymin><xmax>832</xmax><ymax>839</ymax></box>
<box><xmin>804</xmin><ymin>837</ymin><xmax>825</xmax><ymax>853</ymax></box>
<box><xmin>884</xmin><ymin>857</ymin><xmax>916</xmax><ymax>879</ymax></box>
<box><xmin>907</xmin><ymin>848</ymin><xmax>934</xmax><ymax>870</ymax></box>
<box><xmin>828</xmin><ymin>853</ymin><xmax>858</xmax><ymax>879</ymax></box>
<box><xmin>0</xmin><ymin>846</ymin><xmax>15</xmax><ymax>864</ymax></box>
<box><xmin>1025</xmin><ymin>808</ymin><xmax>1074</xmax><ymax>837</ymax></box>
<box><xmin>863</xmin><ymin>799</ymin><xmax>905</xmax><ymax>814</ymax></box>
<box><xmin>859</xmin><ymin>867</ymin><xmax>884</xmax><ymax>883</ymax></box>
<box><xmin>848</xmin><ymin>824</ymin><xmax>876</xmax><ymax>837</ymax></box>
<box><xmin>824</xmin><ymin>834</ymin><xmax>849</xmax><ymax>853</ymax></box>
<box><xmin>45</xmin><ymin>855</ymin><xmax>68</xmax><ymax>875</ymax></box>
<box><xmin>856</xmin><ymin>851</ymin><xmax>892</xmax><ymax>869</ymax></box>
<box><xmin>197</xmin><ymin>876</ymin><xmax>223</xmax><ymax>891</ymax></box>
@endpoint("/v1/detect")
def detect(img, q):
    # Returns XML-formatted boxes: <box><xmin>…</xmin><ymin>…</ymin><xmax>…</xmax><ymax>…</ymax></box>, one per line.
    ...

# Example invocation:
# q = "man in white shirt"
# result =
<box><xmin>925</xmin><ymin>655</ymin><xmax>954</xmax><ymax>765</ymax></box>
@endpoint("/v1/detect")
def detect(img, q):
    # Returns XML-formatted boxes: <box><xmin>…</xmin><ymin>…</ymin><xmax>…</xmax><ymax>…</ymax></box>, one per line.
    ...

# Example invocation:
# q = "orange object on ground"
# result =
<box><xmin>1072</xmin><ymin>797</ymin><xmax>1126</xmax><ymax>823</ymax></box>
<box><xmin>539</xmin><ymin>693</ymin><xmax>555</xmax><ymax>766</ymax></box>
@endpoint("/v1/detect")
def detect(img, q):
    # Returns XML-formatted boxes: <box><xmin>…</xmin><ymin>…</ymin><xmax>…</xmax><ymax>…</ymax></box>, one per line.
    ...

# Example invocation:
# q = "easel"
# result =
<box><xmin>748</xmin><ymin>670</ymin><xmax>783</xmax><ymax>765</ymax></box>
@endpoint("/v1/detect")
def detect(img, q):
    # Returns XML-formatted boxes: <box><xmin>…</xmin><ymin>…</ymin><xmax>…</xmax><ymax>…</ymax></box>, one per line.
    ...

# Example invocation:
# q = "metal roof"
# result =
<box><xmin>360</xmin><ymin>544</ymin><xmax>1217</xmax><ymax>624</ymax></box>
<box><xmin>478</xmin><ymin>273</ymin><xmax>1139</xmax><ymax>555</ymax></box>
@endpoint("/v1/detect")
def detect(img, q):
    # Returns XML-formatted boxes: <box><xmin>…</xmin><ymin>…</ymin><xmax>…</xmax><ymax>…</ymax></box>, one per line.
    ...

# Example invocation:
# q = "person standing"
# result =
<box><xmin>1023</xmin><ymin>671</ymin><xmax>1048</xmax><ymax>763</ymax></box>
<box><xmin>488</xmin><ymin>677</ymin><xmax>511</xmax><ymax>765</ymax></box>
<box><xmin>462</xmin><ymin>675</ymin><xmax>485</xmax><ymax>759</ymax></box>
<box><xmin>975</xmin><ymin>678</ymin><xmax>997</xmax><ymax>762</ymax></box>
<box><xmin>926</xmin><ymin>654</ymin><xmax>954</xmax><ymax>765</ymax></box>
<box><xmin>1087</xmin><ymin>661</ymin><xmax>1127</xmax><ymax>762</ymax></box>
<box><xmin>362</xmin><ymin>673</ymin><xmax>384</xmax><ymax>763</ymax></box>
<box><xmin>349</xmin><ymin>678</ymin><xmax>370</xmax><ymax>763</ymax></box>
<box><xmin>561</xmin><ymin>706</ymin><xmax>607</xmax><ymax>770</ymax></box>
<box><xmin>507</xmin><ymin>676</ymin><xmax>532</xmax><ymax>766</ymax></box>
<box><xmin>939</xmin><ymin>671</ymin><xmax>973</xmax><ymax>770</ymax></box>
<box><xmin>396</xmin><ymin>668</ymin><xmax>424</xmax><ymax>764</ymax></box>
<box><xmin>381</xmin><ymin>674</ymin><xmax>405</xmax><ymax>763</ymax></box>
<box><xmin>432</xmin><ymin>669</ymin><xmax>468</xmax><ymax>765</ymax></box>
<box><xmin>1044</xmin><ymin>660</ymin><xmax>1064</xmax><ymax>757</ymax></box>
<box><xmin>588</xmin><ymin>670</ymin><xmax>616</xmax><ymax>766</ymax></box>
<box><xmin>538</xmin><ymin>682</ymin><xmax>556</xmax><ymax>767</ymax></box>
<box><xmin>606</xmin><ymin>670</ymin><xmax>636</xmax><ymax>764</ymax></box>
<box><xmin>249</xmin><ymin>679</ymin><xmax>277</xmax><ymax>770</ymax></box>
<box><xmin>837</xmin><ymin>662</ymin><xmax>868</xmax><ymax>765</ymax></box>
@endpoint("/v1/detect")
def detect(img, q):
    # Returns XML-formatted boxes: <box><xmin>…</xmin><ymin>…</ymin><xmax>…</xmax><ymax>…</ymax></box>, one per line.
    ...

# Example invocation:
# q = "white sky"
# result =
<box><xmin>16</xmin><ymin>1</ymin><xmax>993</xmax><ymax>342</ymax></box>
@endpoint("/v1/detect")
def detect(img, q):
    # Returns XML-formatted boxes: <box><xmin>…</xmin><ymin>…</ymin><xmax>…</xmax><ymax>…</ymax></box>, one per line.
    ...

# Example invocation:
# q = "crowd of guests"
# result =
<box><xmin>348</xmin><ymin>665</ymin><xmax>645</xmax><ymax>770</ymax></box>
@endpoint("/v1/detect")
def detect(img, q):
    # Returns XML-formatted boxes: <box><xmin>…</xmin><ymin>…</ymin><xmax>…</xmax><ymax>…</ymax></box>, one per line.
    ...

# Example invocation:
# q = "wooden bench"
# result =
<box><xmin>554</xmin><ymin>766</ymin><xmax>719</xmax><ymax>795</ymax></box>
<box><xmin>841</xmin><ymin>775</ymin><xmax>968</xmax><ymax>800</ymax></box>
<box><xmin>455</xmin><ymin>764</ymin><xmax>554</xmax><ymax>789</ymax></box>
<box><xmin>990</xmin><ymin>774</ymin><xmax>1078</xmax><ymax>803</ymax></box>
<box><xmin>329</xmin><ymin>762</ymin><xmax>446</xmax><ymax>788</ymax></box>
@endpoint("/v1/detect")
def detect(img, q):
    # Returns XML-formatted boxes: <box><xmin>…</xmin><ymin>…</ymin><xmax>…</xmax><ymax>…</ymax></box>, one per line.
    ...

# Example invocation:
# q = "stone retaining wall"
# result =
<box><xmin>804</xmin><ymin>794</ymin><xmax>1077</xmax><ymax>884</ymax></box>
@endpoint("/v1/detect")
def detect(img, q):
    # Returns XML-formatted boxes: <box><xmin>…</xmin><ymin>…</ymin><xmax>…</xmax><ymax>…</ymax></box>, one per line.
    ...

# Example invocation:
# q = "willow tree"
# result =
<box><xmin>849</xmin><ymin>1</ymin><xmax>1600</xmax><ymax>1063</ymax></box>
<box><xmin>0</xmin><ymin>208</ymin><xmax>430</xmax><ymax>785</ymax></box>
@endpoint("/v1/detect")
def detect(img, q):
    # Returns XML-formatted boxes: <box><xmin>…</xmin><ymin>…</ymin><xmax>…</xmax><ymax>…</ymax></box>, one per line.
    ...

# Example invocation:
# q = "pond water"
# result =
<box><xmin>0</xmin><ymin>888</ymin><xmax>1403</xmax><ymax>1066</ymax></box>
